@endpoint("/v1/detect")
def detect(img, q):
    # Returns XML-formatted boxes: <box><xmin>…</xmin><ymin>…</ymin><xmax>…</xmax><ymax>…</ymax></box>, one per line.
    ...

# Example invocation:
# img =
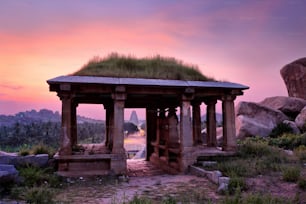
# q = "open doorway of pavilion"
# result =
<box><xmin>124</xmin><ymin>108</ymin><xmax>146</xmax><ymax>160</ymax></box>
<box><xmin>74</xmin><ymin>104</ymin><xmax>107</xmax><ymax>155</ymax></box>
<box><xmin>200</xmin><ymin>101</ymin><xmax>223</xmax><ymax>149</ymax></box>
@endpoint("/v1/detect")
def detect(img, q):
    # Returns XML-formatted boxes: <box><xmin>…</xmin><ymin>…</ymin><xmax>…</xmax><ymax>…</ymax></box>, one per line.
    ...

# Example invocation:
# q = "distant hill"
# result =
<box><xmin>0</xmin><ymin>109</ymin><xmax>103</xmax><ymax>127</ymax></box>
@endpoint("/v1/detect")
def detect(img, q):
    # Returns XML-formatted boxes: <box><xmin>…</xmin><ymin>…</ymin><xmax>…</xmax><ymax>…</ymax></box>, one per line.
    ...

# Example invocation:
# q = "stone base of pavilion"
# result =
<box><xmin>149</xmin><ymin>145</ymin><xmax>237</xmax><ymax>174</ymax></box>
<box><xmin>53</xmin><ymin>144</ymin><xmax>237</xmax><ymax>177</ymax></box>
<box><xmin>54</xmin><ymin>144</ymin><xmax>126</xmax><ymax>177</ymax></box>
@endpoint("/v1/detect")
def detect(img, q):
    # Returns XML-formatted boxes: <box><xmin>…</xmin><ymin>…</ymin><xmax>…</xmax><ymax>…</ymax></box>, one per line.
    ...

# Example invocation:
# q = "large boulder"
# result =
<box><xmin>236</xmin><ymin>101</ymin><xmax>289</xmax><ymax>138</ymax></box>
<box><xmin>295</xmin><ymin>106</ymin><xmax>306</xmax><ymax>131</ymax></box>
<box><xmin>0</xmin><ymin>154</ymin><xmax>49</xmax><ymax>168</ymax></box>
<box><xmin>0</xmin><ymin>164</ymin><xmax>19</xmax><ymax>184</ymax></box>
<box><xmin>280</xmin><ymin>58</ymin><xmax>306</xmax><ymax>100</ymax></box>
<box><xmin>260</xmin><ymin>96</ymin><xmax>306</xmax><ymax>119</ymax></box>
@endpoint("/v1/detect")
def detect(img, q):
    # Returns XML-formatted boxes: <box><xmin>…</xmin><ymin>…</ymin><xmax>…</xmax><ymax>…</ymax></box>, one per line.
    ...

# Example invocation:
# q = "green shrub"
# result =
<box><xmin>239</xmin><ymin>139</ymin><xmax>272</xmax><ymax>158</ymax></box>
<box><xmin>24</xmin><ymin>187</ymin><xmax>55</xmax><ymax>204</ymax></box>
<box><xmin>31</xmin><ymin>143</ymin><xmax>55</xmax><ymax>157</ymax></box>
<box><xmin>212</xmin><ymin>140</ymin><xmax>290</xmax><ymax>177</ymax></box>
<box><xmin>129</xmin><ymin>195</ymin><xmax>152</xmax><ymax>204</ymax></box>
<box><xmin>18</xmin><ymin>166</ymin><xmax>60</xmax><ymax>187</ymax></box>
<box><xmin>269</xmin><ymin>123</ymin><xmax>294</xmax><ymax>138</ymax></box>
<box><xmin>161</xmin><ymin>196</ymin><xmax>176</xmax><ymax>204</ymax></box>
<box><xmin>19</xmin><ymin>148</ymin><xmax>31</xmax><ymax>156</ymax></box>
<box><xmin>282</xmin><ymin>166</ymin><xmax>300</xmax><ymax>182</ymax></box>
<box><xmin>228</xmin><ymin>177</ymin><xmax>248</xmax><ymax>195</ymax></box>
<box><xmin>216</xmin><ymin>159</ymin><xmax>252</xmax><ymax>177</ymax></box>
<box><xmin>268</xmin><ymin>133</ymin><xmax>306</xmax><ymax>150</ymax></box>
<box><xmin>294</xmin><ymin>145</ymin><xmax>306</xmax><ymax>162</ymax></box>
<box><xmin>298</xmin><ymin>179</ymin><xmax>306</xmax><ymax>190</ymax></box>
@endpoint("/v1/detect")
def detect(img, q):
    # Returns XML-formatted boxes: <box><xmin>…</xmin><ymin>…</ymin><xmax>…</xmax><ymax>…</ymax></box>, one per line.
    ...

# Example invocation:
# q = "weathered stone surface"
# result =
<box><xmin>217</xmin><ymin>177</ymin><xmax>230</xmax><ymax>194</ymax></box>
<box><xmin>280</xmin><ymin>58</ymin><xmax>306</xmax><ymax>100</ymax></box>
<box><xmin>189</xmin><ymin>165</ymin><xmax>222</xmax><ymax>184</ymax></box>
<box><xmin>295</xmin><ymin>106</ymin><xmax>306</xmax><ymax>131</ymax></box>
<box><xmin>217</xmin><ymin>182</ymin><xmax>228</xmax><ymax>194</ymax></box>
<box><xmin>236</xmin><ymin>101</ymin><xmax>289</xmax><ymax>138</ymax></box>
<box><xmin>0</xmin><ymin>164</ymin><xmax>19</xmax><ymax>184</ymax></box>
<box><xmin>0</xmin><ymin>154</ymin><xmax>49</xmax><ymax>168</ymax></box>
<box><xmin>260</xmin><ymin>96</ymin><xmax>306</xmax><ymax>119</ymax></box>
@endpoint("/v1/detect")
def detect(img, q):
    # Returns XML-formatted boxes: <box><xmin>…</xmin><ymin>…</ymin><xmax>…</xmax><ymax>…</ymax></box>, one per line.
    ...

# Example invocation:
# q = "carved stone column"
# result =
<box><xmin>146</xmin><ymin>108</ymin><xmax>157</xmax><ymax>160</ymax></box>
<box><xmin>111</xmin><ymin>86</ymin><xmax>126</xmax><ymax>154</ymax></box>
<box><xmin>59</xmin><ymin>93</ymin><xmax>73</xmax><ymax>155</ymax></box>
<box><xmin>222</xmin><ymin>95</ymin><xmax>237</xmax><ymax>151</ymax></box>
<box><xmin>110</xmin><ymin>86</ymin><xmax>126</xmax><ymax>174</ymax></box>
<box><xmin>168</xmin><ymin>107</ymin><xmax>179</xmax><ymax>148</ymax></box>
<box><xmin>192</xmin><ymin>101</ymin><xmax>202</xmax><ymax>145</ymax></box>
<box><xmin>204</xmin><ymin>99</ymin><xmax>217</xmax><ymax>147</ymax></box>
<box><xmin>105</xmin><ymin>104</ymin><xmax>114</xmax><ymax>149</ymax></box>
<box><xmin>180</xmin><ymin>89</ymin><xmax>194</xmax><ymax>172</ymax></box>
<box><xmin>71</xmin><ymin>102</ymin><xmax>78</xmax><ymax>147</ymax></box>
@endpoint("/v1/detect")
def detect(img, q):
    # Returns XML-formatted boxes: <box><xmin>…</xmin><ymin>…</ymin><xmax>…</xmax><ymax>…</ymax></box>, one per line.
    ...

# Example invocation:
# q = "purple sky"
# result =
<box><xmin>0</xmin><ymin>0</ymin><xmax>305</xmax><ymax>119</ymax></box>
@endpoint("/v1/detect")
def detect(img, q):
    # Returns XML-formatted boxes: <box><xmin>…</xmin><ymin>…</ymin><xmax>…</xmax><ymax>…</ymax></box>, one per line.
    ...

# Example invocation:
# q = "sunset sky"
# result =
<box><xmin>1</xmin><ymin>0</ymin><xmax>306</xmax><ymax>119</ymax></box>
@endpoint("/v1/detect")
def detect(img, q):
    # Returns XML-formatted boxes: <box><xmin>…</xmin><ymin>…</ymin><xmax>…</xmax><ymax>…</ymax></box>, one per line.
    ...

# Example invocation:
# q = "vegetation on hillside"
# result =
<box><xmin>0</xmin><ymin>121</ymin><xmax>105</xmax><ymax>152</ymax></box>
<box><xmin>73</xmin><ymin>53</ymin><xmax>214</xmax><ymax>81</ymax></box>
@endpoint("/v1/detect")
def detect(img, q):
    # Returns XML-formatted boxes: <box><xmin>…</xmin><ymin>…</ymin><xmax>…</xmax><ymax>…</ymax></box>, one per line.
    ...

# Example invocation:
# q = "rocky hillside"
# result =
<box><xmin>0</xmin><ymin>109</ymin><xmax>102</xmax><ymax>127</ymax></box>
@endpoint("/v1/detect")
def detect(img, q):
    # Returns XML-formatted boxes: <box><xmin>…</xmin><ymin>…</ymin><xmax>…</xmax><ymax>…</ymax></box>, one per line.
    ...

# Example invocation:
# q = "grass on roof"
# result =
<box><xmin>72</xmin><ymin>53</ymin><xmax>214</xmax><ymax>81</ymax></box>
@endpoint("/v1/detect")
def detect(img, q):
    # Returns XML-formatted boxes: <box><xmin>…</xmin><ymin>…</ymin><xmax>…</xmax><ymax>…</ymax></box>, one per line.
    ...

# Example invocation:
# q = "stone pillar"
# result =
<box><xmin>111</xmin><ymin>86</ymin><xmax>126</xmax><ymax>174</ymax></box>
<box><xmin>222</xmin><ymin>95</ymin><xmax>237</xmax><ymax>151</ymax></box>
<box><xmin>59</xmin><ymin>93</ymin><xmax>73</xmax><ymax>155</ymax></box>
<box><xmin>205</xmin><ymin>99</ymin><xmax>217</xmax><ymax>147</ymax></box>
<box><xmin>105</xmin><ymin>104</ymin><xmax>114</xmax><ymax>149</ymax></box>
<box><xmin>180</xmin><ymin>89</ymin><xmax>194</xmax><ymax>172</ymax></box>
<box><xmin>192</xmin><ymin>102</ymin><xmax>202</xmax><ymax>145</ymax></box>
<box><xmin>168</xmin><ymin>107</ymin><xmax>179</xmax><ymax>148</ymax></box>
<box><xmin>111</xmin><ymin>87</ymin><xmax>126</xmax><ymax>154</ymax></box>
<box><xmin>71</xmin><ymin>102</ymin><xmax>78</xmax><ymax>147</ymax></box>
<box><xmin>146</xmin><ymin>108</ymin><xmax>157</xmax><ymax>160</ymax></box>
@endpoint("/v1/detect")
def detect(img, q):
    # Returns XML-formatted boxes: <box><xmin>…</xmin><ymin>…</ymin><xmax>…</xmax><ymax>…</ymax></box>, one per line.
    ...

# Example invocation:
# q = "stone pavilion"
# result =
<box><xmin>47</xmin><ymin>75</ymin><xmax>248</xmax><ymax>176</ymax></box>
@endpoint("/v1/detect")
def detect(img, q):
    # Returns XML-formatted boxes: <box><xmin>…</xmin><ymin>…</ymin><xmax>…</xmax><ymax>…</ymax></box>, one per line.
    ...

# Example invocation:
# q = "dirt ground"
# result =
<box><xmin>54</xmin><ymin>160</ymin><xmax>306</xmax><ymax>203</ymax></box>
<box><xmin>55</xmin><ymin>160</ymin><xmax>220</xmax><ymax>203</ymax></box>
<box><xmin>55</xmin><ymin>174</ymin><xmax>220</xmax><ymax>203</ymax></box>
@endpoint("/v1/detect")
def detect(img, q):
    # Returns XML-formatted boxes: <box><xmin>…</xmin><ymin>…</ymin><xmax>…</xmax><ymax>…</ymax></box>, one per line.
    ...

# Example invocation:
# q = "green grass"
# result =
<box><xmin>282</xmin><ymin>166</ymin><xmax>300</xmax><ymax>182</ymax></box>
<box><xmin>18</xmin><ymin>165</ymin><xmax>61</xmax><ymax>188</ymax></box>
<box><xmin>31</xmin><ymin>143</ymin><xmax>55</xmax><ymax>158</ymax></box>
<box><xmin>221</xmin><ymin>193</ymin><xmax>294</xmax><ymax>204</ymax></box>
<box><xmin>73</xmin><ymin>53</ymin><xmax>214</xmax><ymax>81</ymax></box>
<box><xmin>294</xmin><ymin>145</ymin><xmax>306</xmax><ymax>162</ymax></box>
<box><xmin>206</xmin><ymin>139</ymin><xmax>291</xmax><ymax>178</ymax></box>
<box><xmin>268</xmin><ymin>133</ymin><xmax>306</xmax><ymax>150</ymax></box>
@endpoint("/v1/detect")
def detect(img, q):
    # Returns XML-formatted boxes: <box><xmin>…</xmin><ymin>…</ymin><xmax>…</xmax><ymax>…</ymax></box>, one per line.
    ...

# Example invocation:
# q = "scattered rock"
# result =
<box><xmin>217</xmin><ymin>177</ymin><xmax>230</xmax><ymax>194</ymax></box>
<box><xmin>201</xmin><ymin>161</ymin><xmax>217</xmax><ymax>167</ymax></box>
<box><xmin>295</xmin><ymin>106</ymin><xmax>306</xmax><ymax>131</ymax></box>
<box><xmin>260</xmin><ymin>96</ymin><xmax>306</xmax><ymax>119</ymax></box>
<box><xmin>280</xmin><ymin>57</ymin><xmax>306</xmax><ymax>100</ymax></box>
<box><xmin>236</xmin><ymin>101</ymin><xmax>288</xmax><ymax>138</ymax></box>
<box><xmin>0</xmin><ymin>154</ymin><xmax>49</xmax><ymax>168</ymax></box>
<box><xmin>219</xmin><ymin>176</ymin><xmax>230</xmax><ymax>185</ymax></box>
<box><xmin>0</xmin><ymin>164</ymin><xmax>19</xmax><ymax>184</ymax></box>
<box><xmin>217</xmin><ymin>182</ymin><xmax>228</xmax><ymax>194</ymax></box>
<box><xmin>283</xmin><ymin>120</ymin><xmax>301</xmax><ymax>134</ymax></box>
